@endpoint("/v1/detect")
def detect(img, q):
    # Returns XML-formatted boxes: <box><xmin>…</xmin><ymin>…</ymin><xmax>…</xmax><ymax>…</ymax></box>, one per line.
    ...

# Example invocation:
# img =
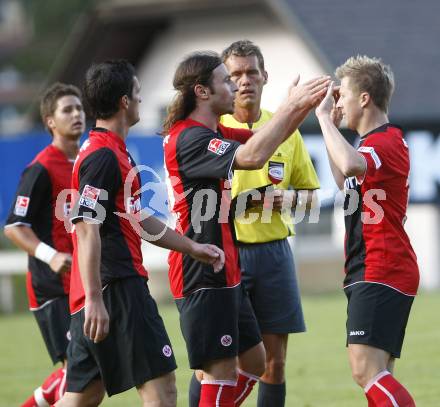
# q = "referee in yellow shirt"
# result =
<box><xmin>223</xmin><ymin>40</ymin><xmax>319</xmax><ymax>407</ymax></box>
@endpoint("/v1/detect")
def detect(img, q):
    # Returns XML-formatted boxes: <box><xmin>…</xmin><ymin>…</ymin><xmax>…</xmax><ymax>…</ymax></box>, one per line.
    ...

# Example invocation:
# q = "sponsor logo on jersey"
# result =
<box><xmin>162</xmin><ymin>345</ymin><xmax>173</xmax><ymax>357</ymax></box>
<box><xmin>79</xmin><ymin>185</ymin><xmax>101</xmax><ymax>209</ymax></box>
<box><xmin>268</xmin><ymin>161</ymin><xmax>284</xmax><ymax>184</ymax></box>
<box><xmin>349</xmin><ymin>330</ymin><xmax>365</xmax><ymax>336</ymax></box>
<box><xmin>64</xmin><ymin>202</ymin><xmax>71</xmax><ymax>217</ymax></box>
<box><xmin>221</xmin><ymin>334</ymin><xmax>233</xmax><ymax>347</ymax></box>
<box><xmin>14</xmin><ymin>196</ymin><xmax>30</xmax><ymax>217</ymax></box>
<box><xmin>126</xmin><ymin>197</ymin><xmax>142</xmax><ymax>214</ymax></box>
<box><xmin>208</xmin><ymin>138</ymin><xmax>231</xmax><ymax>155</ymax></box>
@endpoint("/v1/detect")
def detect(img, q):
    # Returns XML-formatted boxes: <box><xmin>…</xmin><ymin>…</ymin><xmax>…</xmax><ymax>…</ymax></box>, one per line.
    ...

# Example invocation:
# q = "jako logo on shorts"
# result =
<box><xmin>349</xmin><ymin>330</ymin><xmax>365</xmax><ymax>336</ymax></box>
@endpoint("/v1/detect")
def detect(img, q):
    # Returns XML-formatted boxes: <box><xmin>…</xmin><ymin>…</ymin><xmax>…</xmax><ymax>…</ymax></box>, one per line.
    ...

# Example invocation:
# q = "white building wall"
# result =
<box><xmin>134</xmin><ymin>10</ymin><xmax>325</xmax><ymax>132</ymax></box>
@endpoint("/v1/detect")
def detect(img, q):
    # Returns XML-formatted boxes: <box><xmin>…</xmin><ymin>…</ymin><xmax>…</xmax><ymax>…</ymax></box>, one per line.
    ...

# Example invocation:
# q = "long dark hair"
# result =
<box><xmin>162</xmin><ymin>51</ymin><xmax>221</xmax><ymax>135</ymax></box>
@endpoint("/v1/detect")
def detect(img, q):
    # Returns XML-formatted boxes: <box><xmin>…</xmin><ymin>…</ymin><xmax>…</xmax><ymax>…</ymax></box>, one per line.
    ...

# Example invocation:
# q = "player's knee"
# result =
<box><xmin>350</xmin><ymin>365</ymin><xmax>369</xmax><ymax>388</ymax></box>
<box><xmin>85</xmin><ymin>389</ymin><xmax>105</xmax><ymax>407</ymax></box>
<box><xmin>56</xmin><ymin>390</ymin><xmax>104</xmax><ymax>407</ymax></box>
<box><xmin>264</xmin><ymin>357</ymin><xmax>286</xmax><ymax>383</ymax></box>
<box><xmin>163</xmin><ymin>381</ymin><xmax>178</xmax><ymax>407</ymax></box>
<box><xmin>254</xmin><ymin>362</ymin><xmax>266</xmax><ymax>378</ymax></box>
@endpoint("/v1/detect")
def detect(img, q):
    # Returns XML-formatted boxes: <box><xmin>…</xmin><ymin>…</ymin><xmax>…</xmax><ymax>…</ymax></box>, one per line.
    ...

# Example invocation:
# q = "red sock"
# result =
<box><xmin>365</xmin><ymin>371</ymin><xmax>415</xmax><ymax>406</ymax></box>
<box><xmin>21</xmin><ymin>395</ymin><xmax>38</xmax><ymax>407</ymax></box>
<box><xmin>199</xmin><ymin>380</ymin><xmax>236</xmax><ymax>407</ymax></box>
<box><xmin>29</xmin><ymin>367</ymin><xmax>66</xmax><ymax>407</ymax></box>
<box><xmin>234</xmin><ymin>369</ymin><xmax>259</xmax><ymax>406</ymax></box>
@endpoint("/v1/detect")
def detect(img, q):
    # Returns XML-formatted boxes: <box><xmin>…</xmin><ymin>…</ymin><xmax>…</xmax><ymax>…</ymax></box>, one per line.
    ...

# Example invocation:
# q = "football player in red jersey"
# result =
<box><xmin>4</xmin><ymin>83</ymin><xmax>85</xmax><ymax>407</ymax></box>
<box><xmin>316</xmin><ymin>55</ymin><xmax>418</xmax><ymax>406</ymax></box>
<box><xmin>163</xmin><ymin>51</ymin><xmax>329</xmax><ymax>407</ymax></box>
<box><xmin>55</xmin><ymin>60</ymin><xmax>224</xmax><ymax>407</ymax></box>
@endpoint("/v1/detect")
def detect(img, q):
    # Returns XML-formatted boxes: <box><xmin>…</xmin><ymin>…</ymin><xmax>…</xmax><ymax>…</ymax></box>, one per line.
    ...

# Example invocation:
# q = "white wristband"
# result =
<box><xmin>34</xmin><ymin>242</ymin><xmax>57</xmax><ymax>264</ymax></box>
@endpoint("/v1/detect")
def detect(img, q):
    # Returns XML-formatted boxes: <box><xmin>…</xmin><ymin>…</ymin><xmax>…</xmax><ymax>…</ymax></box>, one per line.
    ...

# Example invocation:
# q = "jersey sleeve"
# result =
<box><xmin>218</xmin><ymin>124</ymin><xmax>253</xmax><ymax>144</ymax></box>
<box><xmin>71</xmin><ymin>148</ymin><xmax>122</xmax><ymax>224</ymax></box>
<box><xmin>356</xmin><ymin>135</ymin><xmax>387</xmax><ymax>184</ymax></box>
<box><xmin>289</xmin><ymin>130</ymin><xmax>320</xmax><ymax>189</ymax></box>
<box><xmin>176</xmin><ymin>126</ymin><xmax>241</xmax><ymax>180</ymax></box>
<box><xmin>5</xmin><ymin>162</ymin><xmax>50</xmax><ymax>228</ymax></box>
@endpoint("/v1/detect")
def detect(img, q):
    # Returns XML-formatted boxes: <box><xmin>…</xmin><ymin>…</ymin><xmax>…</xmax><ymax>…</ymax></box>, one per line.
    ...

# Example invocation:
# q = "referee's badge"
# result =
<box><xmin>268</xmin><ymin>161</ymin><xmax>284</xmax><ymax>184</ymax></box>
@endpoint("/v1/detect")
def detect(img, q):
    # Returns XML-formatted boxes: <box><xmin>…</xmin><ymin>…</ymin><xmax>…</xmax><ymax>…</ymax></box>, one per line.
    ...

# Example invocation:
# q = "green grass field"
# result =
<box><xmin>1</xmin><ymin>293</ymin><xmax>439</xmax><ymax>407</ymax></box>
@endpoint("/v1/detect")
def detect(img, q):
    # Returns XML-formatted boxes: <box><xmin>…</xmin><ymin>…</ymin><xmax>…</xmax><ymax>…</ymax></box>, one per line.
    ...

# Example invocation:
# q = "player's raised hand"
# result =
<box><xmin>49</xmin><ymin>252</ymin><xmax>72</xmax><ymax>274</ymax></box>
<box><xmin>287</xmin><ymin>75</ymin><xmax>331</xmax><ymax>111</ymax></box>
<box><xmin>330</xmin><ymin>85</ymin><xmax>343</xmax><ymax>127</ymax></box>
<box><xmin>84</xmin><ymin>295</ymin><xmax>110</xmax><ymax>343</ymax></box>
<box><xmin>190</xmin><ymin>243</ymin><xmax>225</xmax><ymax>273</ymax></box>
<box><xmin>316</xmin><ymin>81</ymin><xmax>337</xmax><ymax>119</ymax></box>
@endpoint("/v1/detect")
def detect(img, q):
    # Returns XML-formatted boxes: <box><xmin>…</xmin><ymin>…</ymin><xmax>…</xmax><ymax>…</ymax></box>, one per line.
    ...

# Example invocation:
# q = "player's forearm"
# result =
<box><xmin>235</xmin><ymin>104</ymin><xmax>308</xmax><ymax>169</ymax></box>
<box><xmin>76</xmin><ymin>222</ymin><xmax>102</xmax><ymax>298</ymax></box>
<box><xmin>318</xmin><ymin>115</ymin><xmax>365</xmax><ymax>177</ymax></box>
<box><xmin>3</xmin><ymin>225</ymin><xmax>41</xmax><ymax>256</ymax></box>
<box><xmin>141</xmin><ymin>216</ymin><xmax>196</xmax><ymax>255</ymax></box>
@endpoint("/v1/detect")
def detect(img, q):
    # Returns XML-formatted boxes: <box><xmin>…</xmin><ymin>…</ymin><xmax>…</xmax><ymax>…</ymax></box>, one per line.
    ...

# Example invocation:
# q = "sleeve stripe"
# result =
<box><xmin>4</xmin><ymin>221</ymin><xmax>32</xmax><ymax>228</ymax></box>
<box><xmin>358</xmin><ymin>146</ymin><xmax>382</xmax><ymax>169</ymax></box>
<box><xmin>70</xmin><ymin>215</ymin><xmax>103</xmax><ymax>224</ymax></box>
<box><xmin>228</xmin><ymin>147</ymin><xmax>239</xmax><ymax>181</ymax></box>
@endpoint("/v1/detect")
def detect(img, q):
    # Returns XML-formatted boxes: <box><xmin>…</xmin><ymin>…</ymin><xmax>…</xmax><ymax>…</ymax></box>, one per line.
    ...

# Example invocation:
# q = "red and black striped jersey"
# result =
<box><xmin>69</xmin><ymin>128</ymin><xmax>148</xmax><ymax>314</ymax></box>
<box><xmin>164</xmin><ymin>119</ymin><xmax>252</xmax><ymax>298</ymax></box>
<box><xmin>343</xmin><ymin>124</ymin><xmax>419</xmax><ymax>295</ymax></box>
<box><xmin>5</xmin><ymin>145</ymin><xmax>73</xmax><ymax>309</ymax></box>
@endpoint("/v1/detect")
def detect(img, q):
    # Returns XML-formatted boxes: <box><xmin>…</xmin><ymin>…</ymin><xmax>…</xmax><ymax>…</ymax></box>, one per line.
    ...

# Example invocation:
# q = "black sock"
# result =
<box><xmin>257</xmin><ymin>381</ymin><xmax>286</xmax><ymax>407</ymax></box>
<box><xmin>188</xmin><ymin>372</ymin><xmax>202</xmax><ymax>407</ymax></box>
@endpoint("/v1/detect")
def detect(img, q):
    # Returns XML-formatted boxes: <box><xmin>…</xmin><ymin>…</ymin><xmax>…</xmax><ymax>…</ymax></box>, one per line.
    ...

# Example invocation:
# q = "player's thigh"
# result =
<box><xmin>238</xmin><ymin>341</ymin><xmax>266</xmax><ymax>377</ymax></box>
<box><xmin>202</xmin><ymin>357</ymin><xmax>238</xmax><ymax>381</ymax></box>
<box><xmin>56</xmin><ymin>379</ymin><xmax>105</xmax><ymax>407</ymax></box>
<box><xmin>348</xmin><ymin>344</ymin><xmax>391</xmax><ymax>382</ymax></box>
<box><xmin>262</xmin><ymin>333</ymin><xmax>288</xmax><ymax>361</ymax></box>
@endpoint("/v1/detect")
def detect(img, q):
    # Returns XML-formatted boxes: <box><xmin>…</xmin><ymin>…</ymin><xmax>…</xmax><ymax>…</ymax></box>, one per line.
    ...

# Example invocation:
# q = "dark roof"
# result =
<box><xmin>280</xmin><ymin>0</ymin><xmax>440</xmax><ymax>126</ymax></box>
<box><xmin>47</xmin><ymin>0</ymin><xmax>262</xmax><ymax>87</ymax></box>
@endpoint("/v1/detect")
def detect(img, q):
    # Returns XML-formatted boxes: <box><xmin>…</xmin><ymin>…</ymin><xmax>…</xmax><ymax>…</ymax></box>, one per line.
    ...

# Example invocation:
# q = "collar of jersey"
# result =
<box><xmin>360</xmin><ymin>123</ymin><xmax>402</xmax><ymax>140</ymax></box>
<box><xmin>91</xmin><ymin>127</ymin><xmax>126</xmax><ymax>150</ymax></box>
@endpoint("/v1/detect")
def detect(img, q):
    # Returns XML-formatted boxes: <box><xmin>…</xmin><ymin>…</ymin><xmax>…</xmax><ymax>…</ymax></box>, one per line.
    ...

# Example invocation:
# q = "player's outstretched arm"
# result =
<box><xmin>75</xmin><ymin>221</ymin><xmax>109</xmax><ymax>343</ymax></box>
<box><xmin>315</xmin><ymin>82</ymin><xmax>365</xmax><ymax>187</ymax></box>
<box><xmin>4</xmin><ymin>225</ymin><xmax>71</xmax><ymax>273</ymax></box>
<box><xmin>140</xmin><ymin>215</ymin><xmax>225</xmax><ymax>272</ymax></box>
<box><xmin>234</xmin><ymin>75</ymin><xmax>330</xmax><ymax>170</ymax></box>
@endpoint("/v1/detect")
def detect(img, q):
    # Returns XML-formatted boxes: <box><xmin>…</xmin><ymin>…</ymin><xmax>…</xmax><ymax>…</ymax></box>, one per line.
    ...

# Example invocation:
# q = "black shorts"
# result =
<box><xmin>239</xmin><ymin>239</ymin><xmax>306</xmax><ymax>334</ymax></box>
<box><xmin>345</xmin><ymin>282</ymin><xmax>414</xmax><ymax>358</ymax></box>
<box><xmin>175</xmin><ymin>284</ymin><xmax>262</xmax><ymax>370</ymax></box>
<box><xmin>33</xmin><ymin>295</ymin><xmax>70</xmax><ymax>364</ymax></box>
<box><xmin>66</xmin><ymin>277</ymin><xmax>177</xmax><ymax>396</ymax></box>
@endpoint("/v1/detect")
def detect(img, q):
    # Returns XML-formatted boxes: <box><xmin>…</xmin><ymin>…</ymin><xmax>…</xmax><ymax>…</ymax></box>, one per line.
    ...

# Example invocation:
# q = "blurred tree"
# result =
<box><xmin>10</xmin><ymin>0</ymin><xmax>93</xmax><ymax>80</ymax></box>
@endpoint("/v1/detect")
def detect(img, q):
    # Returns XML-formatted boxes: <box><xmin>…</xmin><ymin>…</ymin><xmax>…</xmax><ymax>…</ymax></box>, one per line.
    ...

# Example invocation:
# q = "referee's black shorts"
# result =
<box><xmin>33</xmin><ymin>295</ymin><xmax>70</xmax><ymax>364</ymax></box>
<box><xmin>66</xmin><ymin>277</ymin><xmax>176</xmax><ymax>396</ymax></box>
<box><xmin>176</xmin><ymin>284</ymin><xmax>262</xmax><ymax>369</ymax></box>
<box><xmin>344</xmin><ymin>282</ymin><xmax>414</xmax><ymax>358</ymax></box>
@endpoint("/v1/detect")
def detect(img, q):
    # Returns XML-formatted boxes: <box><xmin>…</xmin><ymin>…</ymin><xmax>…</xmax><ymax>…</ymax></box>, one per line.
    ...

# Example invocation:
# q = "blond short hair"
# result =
<box><xmin>335</xmin><ymin>55</ymin><xmax>394</xmax><ymax>113</ymax></box>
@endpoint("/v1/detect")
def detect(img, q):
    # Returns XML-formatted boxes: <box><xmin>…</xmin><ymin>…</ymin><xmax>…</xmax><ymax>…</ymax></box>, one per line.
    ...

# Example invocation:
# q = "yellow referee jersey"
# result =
<box><xmin>221</xmin><ymin>109</ymin><xmax>320</xmax><ymax>243</ymax></box>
